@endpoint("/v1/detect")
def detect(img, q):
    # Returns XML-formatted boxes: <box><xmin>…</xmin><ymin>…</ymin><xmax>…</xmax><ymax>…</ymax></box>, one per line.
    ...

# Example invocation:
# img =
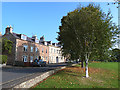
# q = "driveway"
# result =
<box><xmin>1</xmin><ymin>63</ymin><xmax>67</xmax><ymax>88</ymax></box>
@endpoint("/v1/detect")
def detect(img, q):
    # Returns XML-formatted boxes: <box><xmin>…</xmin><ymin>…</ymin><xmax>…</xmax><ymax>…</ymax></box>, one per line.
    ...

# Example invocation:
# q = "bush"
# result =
<box><xmin>0</xmin><ymin>55</ymin><xmax>7</xmax><ymax>64</ymax></box>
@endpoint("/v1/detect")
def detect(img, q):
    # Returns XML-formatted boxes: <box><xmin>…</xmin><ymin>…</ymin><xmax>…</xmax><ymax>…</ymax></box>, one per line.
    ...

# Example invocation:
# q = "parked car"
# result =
<box><xmin>32</xmin><ymin>59</ymin><xmax>46</xmax><ymax>67</ymax></box>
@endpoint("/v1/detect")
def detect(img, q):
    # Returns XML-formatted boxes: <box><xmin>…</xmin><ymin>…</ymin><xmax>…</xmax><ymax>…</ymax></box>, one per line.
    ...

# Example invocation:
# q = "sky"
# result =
<box><xmin>2</xmin><ymin>2</ymin><xmax>118</xmax><ymax>43</ymax></box>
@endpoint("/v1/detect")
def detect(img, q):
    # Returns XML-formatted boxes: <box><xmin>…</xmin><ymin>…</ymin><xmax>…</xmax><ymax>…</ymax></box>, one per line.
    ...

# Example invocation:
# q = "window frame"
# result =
<box><xmin>31</xmin><ymin>46</ymin><xmax>34</xmax><ymax>52</ymax></box>
<box><xmin>23</xmin><ymin>45</ymin><xmax>28</xmax><ymax>52</ymax></box>
<box><xmin>23</xmin><ymin>55</ymin><xmax>28</xmax><ymax>62</ymax></box>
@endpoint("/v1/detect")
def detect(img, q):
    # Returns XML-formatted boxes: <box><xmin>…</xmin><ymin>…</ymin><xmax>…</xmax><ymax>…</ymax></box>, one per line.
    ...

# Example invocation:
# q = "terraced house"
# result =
<box><xmin>2</xmin><ymin>26</ymin><xmax>65</xmax><ymax>66</ymax></box>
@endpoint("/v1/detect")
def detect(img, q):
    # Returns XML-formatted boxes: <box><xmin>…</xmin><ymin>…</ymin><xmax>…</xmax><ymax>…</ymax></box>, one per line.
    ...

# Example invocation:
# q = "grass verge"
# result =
<box><xmin>33</xmin><ymin>62</ymin><xmax>118</xmax><ymax>88</ymax></box>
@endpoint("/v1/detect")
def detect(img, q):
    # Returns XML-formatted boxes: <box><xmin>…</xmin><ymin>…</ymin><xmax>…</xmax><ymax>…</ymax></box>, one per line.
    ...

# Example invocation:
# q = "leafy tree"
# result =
<box><xmin>1</xmin><ymin>38</ymin><xmax>13</xmax><ymax>54</ymax></box>
<box><xmin>57</xmin><ymin>4</ymin><xmax>118</xmax><ymax>77</ymax></box>
<box><xmin>111</xmin><ymin>48</ymin><xmax>120</xmax><ymax>62</ymax></box>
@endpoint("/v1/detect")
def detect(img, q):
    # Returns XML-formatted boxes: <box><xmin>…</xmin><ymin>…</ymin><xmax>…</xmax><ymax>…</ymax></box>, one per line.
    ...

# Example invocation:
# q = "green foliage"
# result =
<box><xmin>2</xmin><ymin>38</ymin><xmax>13</xmax><ymax>54</ymax></box>
<box><xmin>57</xmin><ymin>3</ymin><xmax>118</xmax><ymax>61</ymax></box>
<box><xmin>111</xmin><ymin>48</ymin><xmax>120</xmax><ymax>62</ymax></box>
<box><xmin>0</xmin><ymin>55</ymin><xmax>7</xmax><ymax>64</ymax></box>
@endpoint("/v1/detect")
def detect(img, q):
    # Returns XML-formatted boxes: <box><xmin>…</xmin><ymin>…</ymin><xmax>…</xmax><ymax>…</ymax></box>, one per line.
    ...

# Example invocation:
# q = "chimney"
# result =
<box><xmin>40</xmin><ymin>35</ymin><xmax>45</xmax><ymax>41</ymax></box>
<box><xmin>32</xmin><ymin>35</ymin><xmax>37</xmax><ymax>39</ymax></box>
<box><xmin>50</xmin><ymin>41</ymin><xmax>52</xmax><ymax>45</ymax></box>
<box><xmin>5</xmin><ymin>25</ymin><xmax>13</xmax><ymax>34</ymax></box>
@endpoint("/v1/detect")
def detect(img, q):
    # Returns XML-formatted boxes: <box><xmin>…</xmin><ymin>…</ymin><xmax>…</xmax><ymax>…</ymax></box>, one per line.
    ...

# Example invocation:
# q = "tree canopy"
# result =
<box><xmin>0</xmin><ymin>38</ymin><xmax>13</xmax><ymax>54</ymax></box>
<box><xmin>57</xmin><ymin>3</ymin><xmax>118</xmax><ymax>77</ymax></box>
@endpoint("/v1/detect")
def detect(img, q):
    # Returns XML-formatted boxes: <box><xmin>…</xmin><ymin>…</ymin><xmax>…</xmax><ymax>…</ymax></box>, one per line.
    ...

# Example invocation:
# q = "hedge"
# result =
<box><xmin>0</xmin><ymin>55</ymin><xmax>7</xmax><ymax>64</ymax></box>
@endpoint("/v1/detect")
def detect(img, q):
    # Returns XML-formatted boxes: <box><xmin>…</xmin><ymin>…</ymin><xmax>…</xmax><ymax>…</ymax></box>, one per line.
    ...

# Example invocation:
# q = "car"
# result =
<box><xmin>38</xmin><ymin>59</ymin><xmax>46</xmax><ymax>67</ymax></box>
<box><xmin>32</xmin><ymin>59</ymin><xmax>46</xmax><ymax>67</ymax></box>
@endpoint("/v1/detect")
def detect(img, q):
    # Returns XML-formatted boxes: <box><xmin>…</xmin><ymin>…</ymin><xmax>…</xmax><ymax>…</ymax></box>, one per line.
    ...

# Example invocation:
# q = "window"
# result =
<box><xmin>49</xmin><ymin>56</ymin><xmax>51</xmax><ymax>60</ymax></box>
<box><xmin>35</xmin><ymin>47</ymin><xmax>38</xmax><ymax>52</ymax></box>
<box><xmin>23</xmin><ymin>45</ymin><xmax>28</xmax><ymax>52</ymax></box>
<box><xmin>46</xmin><ymin>49</ymin><xmax>47</xmax><ymax>53</ymax></box>
<box><xmin>57</xmin><ymin>50</ymin><xmax>58</xmax><ymax>53</ymax></box>
<box><xmin>46</xmin><ymin>57</ymin><xmax>47</xmax><ymax>61</ymax></box>
<box><xmin>42</xmin><ymin>48</ymin><xmax>44</xmax><ymax>53</ymax></box>
<box><xmin>21</xmin><ymin>34</ymin><xmax>27</xmax><ymax>40</ymax></box>
<box><xmin>54</xmin><ymin>49</ymin><xmax>55</xmax><ymax>53</ymax></box>
<box><xmin>51</xmin><ymin>48</ymin><xmax>53</xmax><ymax>53</ymax></box>
<box><xmin>30</xmin><ymin>56</ymin><xmax>33</xmax><ymax>62</ymax></box>
<box><xmin>42</xmin><ymin>56</ymin><xmax>44</xmax><ymax>60</ymax></box>
<box><xmin>23</xmin><ymin>55</ymin><xmax>27</xmax><ymax>62</ymax></box>
<box><xmin>35</xmin><ymin>39</ymin><xmax>39</xmax><ymax>43</ymax></box>
<box><xmin>31</xmin><ymin>46</ymin><xmax>33</xmax><ymax>52</ymax></box>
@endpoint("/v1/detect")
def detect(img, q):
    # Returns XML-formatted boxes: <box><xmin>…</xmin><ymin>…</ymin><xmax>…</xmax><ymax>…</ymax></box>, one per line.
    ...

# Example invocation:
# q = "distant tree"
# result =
<box><xmin>57</xmin><ymin>3</ymin><xmax>118</xmax><ymax>77</ymax></box>
<box><xmin>111</xmin><ymin>48</ymin><xmax>120</xmax><ymax>62</ymax></box>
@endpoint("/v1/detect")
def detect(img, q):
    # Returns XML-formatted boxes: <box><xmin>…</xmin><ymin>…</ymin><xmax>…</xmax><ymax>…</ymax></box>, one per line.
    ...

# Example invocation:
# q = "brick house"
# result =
<box><xmin>2</xmin><ymin>26</ymin><xmax>65</xmax><ymax>66</ymax></box>
<box><xmin>2</xmin><ymin>26</ymin><xmax>49</xmax><ymax>66</ymax></box>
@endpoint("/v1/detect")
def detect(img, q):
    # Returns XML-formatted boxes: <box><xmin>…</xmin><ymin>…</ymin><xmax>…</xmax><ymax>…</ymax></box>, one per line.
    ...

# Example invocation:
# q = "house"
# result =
<box><xmin>2</xmin><ymin>26</ymin><xmax>65</xmax><ymax>66</ymax></box>
<box><xmin>48</xmin><ymin>42</ymin><xmax>65</xmax><ymax>63</ymax></box>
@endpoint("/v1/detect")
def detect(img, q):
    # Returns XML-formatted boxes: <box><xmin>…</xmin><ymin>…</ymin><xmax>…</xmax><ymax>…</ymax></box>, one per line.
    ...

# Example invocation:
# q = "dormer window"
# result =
<box><xmin>23</xmin><ymin>45</ymin><xmax>28</xmax><ymax>52</ymax></box>
<box><xmin>21</xmin><ymin>34</ymin><xmax>27</xmax><ymax>40</ymax></box>
<box><xmin>35</xmin><ymin>39</ymin><xmax>39</xmax><ymax>43</ymax></box>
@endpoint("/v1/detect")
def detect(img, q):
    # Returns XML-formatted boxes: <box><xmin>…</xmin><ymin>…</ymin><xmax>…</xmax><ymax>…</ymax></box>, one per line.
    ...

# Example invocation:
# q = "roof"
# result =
<box><xmin>11</xmin><ymin>32</ymin><xmax>61</xmax><ymax>47</ymax></box>
<box><xmin>12</xmin><ymin>33</ymin><xmax>34</xmax><ymax>42</ymax></box>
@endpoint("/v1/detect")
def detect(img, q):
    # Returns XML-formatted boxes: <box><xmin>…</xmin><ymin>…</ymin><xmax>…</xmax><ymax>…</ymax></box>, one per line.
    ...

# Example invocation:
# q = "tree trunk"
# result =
<box><xmin>85</xmin><ymin>54</ymin><xmax>89</xmax><ymax>78</ymax></box>
<box><xmin>81</xmin><ymin>59</ymin><xmax>84</xmax><ymax>68</ymax></box>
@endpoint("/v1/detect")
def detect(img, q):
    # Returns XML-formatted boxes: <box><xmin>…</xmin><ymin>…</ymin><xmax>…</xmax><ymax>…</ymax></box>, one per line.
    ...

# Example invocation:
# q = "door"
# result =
<box><xmin>56</xmin><ymin>56</ymin><xmax>58</xmax><ymax>63</ymax></box>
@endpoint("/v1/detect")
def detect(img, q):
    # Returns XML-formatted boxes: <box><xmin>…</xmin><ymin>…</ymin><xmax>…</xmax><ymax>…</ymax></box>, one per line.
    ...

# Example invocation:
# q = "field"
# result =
<box><xmin>33</xmin><ymin>62</ymin><xmax>119</xmax><ymax>88</ymax></box>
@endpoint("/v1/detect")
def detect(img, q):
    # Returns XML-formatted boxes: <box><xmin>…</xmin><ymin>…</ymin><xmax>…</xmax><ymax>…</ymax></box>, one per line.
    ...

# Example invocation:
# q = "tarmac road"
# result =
<box><xmin>1</xmin><ymin>63</ymin><xmax>67</xmax><ymax>88</ymax></box>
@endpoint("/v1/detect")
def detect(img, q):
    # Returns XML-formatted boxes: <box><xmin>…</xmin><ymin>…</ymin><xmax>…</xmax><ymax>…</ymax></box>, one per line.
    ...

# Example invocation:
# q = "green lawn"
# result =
<box><xmin>33</xmin><ymin>62</ymin><xmax>119</xmax><ymax>88</ymax></box>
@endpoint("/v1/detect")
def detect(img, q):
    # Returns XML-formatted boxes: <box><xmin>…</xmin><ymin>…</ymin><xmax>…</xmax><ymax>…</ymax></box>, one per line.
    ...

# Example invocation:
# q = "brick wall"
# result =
<box><xmin>16</xmin><ymin>39</ymin><xmax>49</xmax><ymax>66</ymax></box>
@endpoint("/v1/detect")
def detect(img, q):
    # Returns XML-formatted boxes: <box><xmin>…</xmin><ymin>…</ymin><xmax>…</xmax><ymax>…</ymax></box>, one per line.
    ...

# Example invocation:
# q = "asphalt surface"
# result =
<box><xmin>1</xmin><ymin>63</ymin><xmax>67</xmax><ymax>88</ymax></box>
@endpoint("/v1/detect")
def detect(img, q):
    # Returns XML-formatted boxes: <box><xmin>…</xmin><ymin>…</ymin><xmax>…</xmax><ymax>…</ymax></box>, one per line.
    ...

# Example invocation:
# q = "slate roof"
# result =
<box><xmin>12</xmin><ymin>33</ymin><xmax>34</xmax><ymax>42</ymax></box>
<box><xmin>11</xmin><ymin>32</ymin><xmax>61</xmax><ymax>47</ymax></box>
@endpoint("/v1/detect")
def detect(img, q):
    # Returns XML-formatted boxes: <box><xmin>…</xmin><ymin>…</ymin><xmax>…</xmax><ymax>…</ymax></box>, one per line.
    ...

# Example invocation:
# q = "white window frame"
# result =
<box><xmin>23</xmin><ymin>45</ymin><xmax>28</xmax><ymax>52</ymax></box>
<box><xmin>31</xmin><ymin>46</ymin><xmax>34</xmax><ymax>52</ymax></box>
<box><xmin>30</xmin><ymin>56</ymin><xmax>33</xmax><ymax>62</ymax></box>
<box><xmin>35</xmin><ymin>47</ymin><xmax>38</xmax><ymax>52</ymax></box>
<box><xmin>23</xmin><ymin>55</ymin><xmax>27</xmax><ymax>62</ymax></box>
<box><xmin>42</xmin><ymin>56</ymin><xmax>44</xmax><ymax>60</ymax></box>
<box><xmin>51</xmin><ymin>48</ymin><xmax>53</xmax><ymax>53</ymax></box>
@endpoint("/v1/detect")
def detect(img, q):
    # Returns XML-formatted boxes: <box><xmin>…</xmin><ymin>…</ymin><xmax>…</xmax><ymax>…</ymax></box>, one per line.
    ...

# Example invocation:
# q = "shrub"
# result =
<box><xmin>0</xmin><ymin>55</ymin><xmax>7</xmax><ymax>64</ymax></box>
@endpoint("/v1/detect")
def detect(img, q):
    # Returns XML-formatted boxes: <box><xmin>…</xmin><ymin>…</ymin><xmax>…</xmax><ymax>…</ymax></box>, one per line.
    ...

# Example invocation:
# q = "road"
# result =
<box><xmin>1</xmin><ymin>63</ymin><xmax>67</xmax><ymax>88</ymax></box>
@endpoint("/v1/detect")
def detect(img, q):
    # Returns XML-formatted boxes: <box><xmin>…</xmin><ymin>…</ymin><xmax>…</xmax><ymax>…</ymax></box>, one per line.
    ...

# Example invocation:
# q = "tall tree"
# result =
<box><xmin>57</xmin><ymin>4</ymin><xmax>118</xmax><ymax>77</ymax></box>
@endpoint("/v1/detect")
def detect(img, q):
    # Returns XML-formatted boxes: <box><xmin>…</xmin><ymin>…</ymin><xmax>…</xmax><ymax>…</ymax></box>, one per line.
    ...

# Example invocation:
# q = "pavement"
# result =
<box><xmin>1</xmin><ymin>63</ymin><xmax>67</xmax><ymax>88</ymax></box>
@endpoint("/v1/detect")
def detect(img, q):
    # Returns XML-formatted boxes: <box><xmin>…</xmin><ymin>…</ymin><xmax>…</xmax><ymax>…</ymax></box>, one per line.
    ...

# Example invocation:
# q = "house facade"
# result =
<box><xmin>3</xmin><ymin>26</ymin><xmax>65</xmax><ymax>66</ymax></box>
<box><xmin>48</xmin><ymin>43</ymin><xmax>65</xmax><ymax>63</ymax></box>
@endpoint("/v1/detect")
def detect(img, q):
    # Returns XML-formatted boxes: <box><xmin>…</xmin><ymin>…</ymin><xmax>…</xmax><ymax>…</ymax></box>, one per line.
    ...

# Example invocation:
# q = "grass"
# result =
<box><xmin>33</xmin><ymin>62</ymin><xmax>119</xmax><ymax>88</ymax></box>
